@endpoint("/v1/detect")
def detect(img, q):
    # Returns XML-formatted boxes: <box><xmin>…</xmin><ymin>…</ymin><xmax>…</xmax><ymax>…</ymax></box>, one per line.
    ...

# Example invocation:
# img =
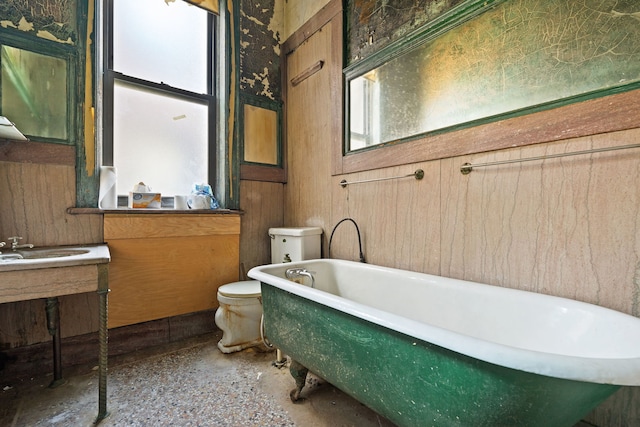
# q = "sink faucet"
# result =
<box><xmin>7</xmin><ymin>236</ymin><xmax>34</xmax><ymax>251</ymax></box>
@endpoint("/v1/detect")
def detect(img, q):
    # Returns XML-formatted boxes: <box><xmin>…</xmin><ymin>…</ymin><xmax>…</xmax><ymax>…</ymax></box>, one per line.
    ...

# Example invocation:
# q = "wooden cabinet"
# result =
<box><xmin>104</xmin><ymin>213</ymin><xmax>240</xmax><ymax>328</ymax></box>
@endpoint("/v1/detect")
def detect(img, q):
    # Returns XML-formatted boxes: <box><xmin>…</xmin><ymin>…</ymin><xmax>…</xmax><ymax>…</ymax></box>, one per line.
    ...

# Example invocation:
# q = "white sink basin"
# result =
<box><xmin>12</xmin><ymin>248</ymin><xmax>91</xmax><ymax>260</ymax></box>
<box><xmin>0</xmin><ymin>245</ymin><xmax>110</xmax><ymax>272</ymax></box>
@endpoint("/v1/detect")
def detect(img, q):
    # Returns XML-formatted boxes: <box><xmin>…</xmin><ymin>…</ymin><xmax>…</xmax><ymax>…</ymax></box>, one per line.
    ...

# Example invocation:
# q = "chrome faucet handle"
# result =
<box><xmin>0</xmin><ymin>241</ymin><xmax>5</xmax><ymax>247</ymax></box>
<box><xmin>7</xmin><ymin>236</ymin><xmax>22</xmax><ymax>248</ymax></box>
<box><xmin>285</xmin><ymin>267</ymin><xmax>316</xmax><ymax>288</ymax></box>
<box><xmin>7</xmin><ymin>236</ymin><xmax>33</xmax><ymax>250</ymax></box>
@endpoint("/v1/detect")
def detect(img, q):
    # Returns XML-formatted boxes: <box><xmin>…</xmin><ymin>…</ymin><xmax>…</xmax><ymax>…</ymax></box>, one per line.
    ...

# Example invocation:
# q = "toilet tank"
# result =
<box><xmin>269</xmin><ymin>227</ymin><xmax>322</xmax><ymax>263</ymax></box>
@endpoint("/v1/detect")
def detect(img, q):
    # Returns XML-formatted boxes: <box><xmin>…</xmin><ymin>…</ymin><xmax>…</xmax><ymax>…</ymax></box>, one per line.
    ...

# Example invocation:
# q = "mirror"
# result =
<box><xmin>1</xmin><ymin>45</ymin><xmax>68</xmax><ymax>140</ymax></box>
<box><xmin>345</xmin><ymin>0</ymin><xmax>640</xmax><ymax>153</ymax></box>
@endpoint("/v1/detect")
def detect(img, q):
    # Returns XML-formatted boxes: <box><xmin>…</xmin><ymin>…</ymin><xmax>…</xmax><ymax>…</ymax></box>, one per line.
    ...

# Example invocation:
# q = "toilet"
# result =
<box><xmin>214</xmin><ymin>226</ymin><xmax>322</xmax><ymax>353</ymax></box>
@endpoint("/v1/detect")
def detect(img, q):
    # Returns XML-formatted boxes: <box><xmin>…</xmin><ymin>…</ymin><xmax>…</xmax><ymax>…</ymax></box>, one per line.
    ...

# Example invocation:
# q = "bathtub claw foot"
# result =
<box><xmin>289</xmin><ymin>360</ymin><xmax>309</xmax><ymax>403</ymax></box>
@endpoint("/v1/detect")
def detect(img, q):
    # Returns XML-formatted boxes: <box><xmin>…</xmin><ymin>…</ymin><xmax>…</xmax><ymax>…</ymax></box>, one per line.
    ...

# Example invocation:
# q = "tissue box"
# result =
<box><xmin>128</xmin><ymin>192</ymin><xmax>162</xmax><ymax>208</ymax></box>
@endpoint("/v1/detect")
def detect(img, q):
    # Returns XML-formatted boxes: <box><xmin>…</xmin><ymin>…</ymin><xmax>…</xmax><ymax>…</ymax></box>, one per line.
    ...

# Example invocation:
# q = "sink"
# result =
<box><xmin>0</xmin><ymin>243</ymin><xmax>110</xmax><ymax>421</ymax></box>
<box><xmin>0</xmin><ymin>253</ymin><xmax>24</xmax><ymax>261</ymax></box>
<box><xmin>0</xmin><ymin>245</ymin><xmax>110</xmax><ymax>272</ymax></box>
<box><xmin>0</xmin><ymin>248</ymin><xmax>91</xmax><ymax>261</ymax></box>
<box><xmin>17</xmin><ymin>248</ymin><xmax>91</xmax><ymax>259</ymax></box>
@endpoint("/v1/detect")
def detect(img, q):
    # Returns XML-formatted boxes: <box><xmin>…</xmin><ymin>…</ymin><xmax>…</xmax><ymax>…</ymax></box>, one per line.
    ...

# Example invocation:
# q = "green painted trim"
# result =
<box><xmin>343</xmin><ymin>0</ymin><xmax>507</xmax><ymax>156</ymax></box>
<box><xmin>343</xmin><ymin>0</ymin><xmax>640</xmax><ymax>157</ymax></box>
<box><xmin>346</xmin><ymin>80</ymin><xmax>640</xmax><ymax>157</ymax></box>
<box><xmin>0</xmin><ymin>28</ymin><xmax>77</xmax><ymax>146</ymax></box>
<box><xmin>0</xmin><ymin>5</ymin><xmax>92</xmax><ymax>205</ymax></box>
<box><xmin>227</xmin><ymin>0</ymin><xmax>241</xmax><ymax>210</ymax></box>
<box><xmin>344</xmin><ymin>0</ymin><xmax>505</xmax><ymax>79</ymax></box>
<box><xmin>75</xmin><ymin>0</ymin><xmax>97</xmax><ymax>208</ymax></box>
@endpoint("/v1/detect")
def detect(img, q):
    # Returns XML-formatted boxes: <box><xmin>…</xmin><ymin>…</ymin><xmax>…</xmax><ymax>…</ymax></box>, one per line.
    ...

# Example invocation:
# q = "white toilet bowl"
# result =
<box><xmin>215</xmin><ymin>227</ymin><xmax>322</xmax><ymax>354</ymax></box>
<box><xmin>214</xmin><ymin>280</ymin><xmax>263</xmax><ymax>353</ymax></box>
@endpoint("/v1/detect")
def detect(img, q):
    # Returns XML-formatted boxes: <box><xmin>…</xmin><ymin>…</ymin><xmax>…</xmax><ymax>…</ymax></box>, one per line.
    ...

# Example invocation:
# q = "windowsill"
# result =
<box><xmin>67</xmin><ymin>207</ymin><xmax>242</xmax><ymax>215</ymax></box>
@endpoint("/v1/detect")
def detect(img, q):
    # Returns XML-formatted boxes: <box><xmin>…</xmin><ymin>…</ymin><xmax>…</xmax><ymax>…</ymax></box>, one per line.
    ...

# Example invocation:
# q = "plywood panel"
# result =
<box><xmin>239</xmin><ymin>180</ymin><xmax>284</xmax><ymax>273</ymax></box>
<box><xmin>104</xmin><ymin>213</ymin><xmax>240</xmax><ymax>239</ymax></box>
<box><xmin>105</xmin><ymin>214</ymin><xmax>240</xmax><ymax>328</ymax></box>
<box><xmin>243</xmin><ymin>104</ymin><xmax>278</xmax><ymax>165</ymax></box>
<box><xmin>0</xmin><ymin>161</ymin><xmax>103</xmax><ymax>246</ymax></box>
<box><xmin>440</xmin><ymin>128</ymin><xmax>640</xmax><ymax>315</ymax></box>
<box><xmin>284</xmin><ymin>17</ymin><xmax>335</xmax><ymax>236</ymax></box>
<box><xmin>0</xmin><ymin>265</ymin><xmax>98</xmax><ymax>303</ymax></box>
<box><xmin>107</xmin><ymin>235</ymin><xmax>239</xmax><ymax>328</ymax></box>
<box><xmin>328</xmin><ymin>163</ymin><xmax>441</xmax><ymax>273</ymax></box>
<box><xmin>0</xmin><ymin>159</ymin><xmax>103</xmax><ymax>348</ymax></box>
<box><xmin>0</xmin><ymin>299</ymin><xmax>49</xmax><ymax>347</ymax></box>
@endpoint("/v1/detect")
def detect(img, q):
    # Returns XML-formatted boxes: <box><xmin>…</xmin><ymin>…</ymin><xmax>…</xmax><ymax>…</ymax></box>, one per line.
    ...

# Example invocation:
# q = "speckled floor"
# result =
<box><xmin>0</xmin><ymin>332</ymin><xmax>395</xmax><ymax>427</ymax></box>
<box><xmin>0</xmin><ymin>331</ymin><xmax>600</xmax><ymax>427</ymax></box>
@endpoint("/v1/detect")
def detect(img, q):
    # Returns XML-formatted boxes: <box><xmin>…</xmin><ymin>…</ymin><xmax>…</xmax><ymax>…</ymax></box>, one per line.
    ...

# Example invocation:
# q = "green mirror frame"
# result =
<box><xmin>0</xmin><ymin>33</ymin><xmax>75</xmax><ymax>145</ymax></box>
<box><xmin>239</xmin><ymin>93</ymin><xmax>284</xmax><ymax>182</ymax></box>
<box><xmin>343</xmin><ymin>0</ymin><xmax>640</xmax><ymax>156</ymax></box>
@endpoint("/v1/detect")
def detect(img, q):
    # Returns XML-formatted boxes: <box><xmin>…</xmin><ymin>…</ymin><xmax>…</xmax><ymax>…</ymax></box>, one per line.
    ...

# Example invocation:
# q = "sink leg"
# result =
<box><xmin>95</xmin><ymin>264</ymin><xmax>110</xmax><ymax>424</ymax></box>
<box><xmin>45</xmin><ymin>297</ymin><xmax>65</xmax><ymax>388</ymax></box>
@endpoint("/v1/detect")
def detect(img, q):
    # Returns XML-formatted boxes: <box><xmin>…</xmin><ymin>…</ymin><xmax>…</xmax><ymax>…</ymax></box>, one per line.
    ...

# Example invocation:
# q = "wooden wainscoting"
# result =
<box><xmin>104</xmin><ymin>213</ymin><xmax>240</xmax><ymax>328</ymax></box>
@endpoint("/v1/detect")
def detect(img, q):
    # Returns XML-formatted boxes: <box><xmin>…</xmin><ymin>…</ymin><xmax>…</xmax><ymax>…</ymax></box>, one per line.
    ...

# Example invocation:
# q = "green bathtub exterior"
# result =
<box><xmin>261</xmin><ymin>283</ymin><xmax>620</xmax><ymax>427</ymax></box>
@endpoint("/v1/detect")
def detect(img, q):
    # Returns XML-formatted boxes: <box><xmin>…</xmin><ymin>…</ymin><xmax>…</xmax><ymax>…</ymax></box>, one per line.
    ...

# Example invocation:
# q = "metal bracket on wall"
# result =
<box><xmin>340</xmin><ymin>169</ymin><xmax>424</xmax><ymax>187</ymax></box>
<box><xmin>460</xmin><ymin>143</ymin><xmax>640</xmax><ymax>175</ymax></box>
<box><xmin>291</xmin><ymin>60</ymin><xmax>325</xmax><ymax>87</ymax></box>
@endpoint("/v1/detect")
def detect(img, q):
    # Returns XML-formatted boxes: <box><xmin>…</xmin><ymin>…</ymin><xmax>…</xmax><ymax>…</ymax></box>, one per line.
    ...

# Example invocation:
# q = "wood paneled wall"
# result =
<box><xmin>283</xmin><ymin>21</ymin><xmax>334</xmax><ymax>235</ymax></box>
<box><xmin>0</xmin><ymin>161</ymin><xmax>103</xmax><ymax>247</ymax></box>
<box><xmin>0</xmin><ymin>157</ymin><xmax>103</xmax><ymax>348</ymax></box>
<box><xmin>238</xmin><ymin>180</ymin><xmax>284</xmax><ymax>274</ymax></box>
<box><xmin>104</xmin><ymin>214</ymin><xmax>240</xmax><ymax>328</ymax></box>
<box><xmin>277</xmin><ymin>3</ymin><xmax>640</xmax><ymax>425</ymax></box>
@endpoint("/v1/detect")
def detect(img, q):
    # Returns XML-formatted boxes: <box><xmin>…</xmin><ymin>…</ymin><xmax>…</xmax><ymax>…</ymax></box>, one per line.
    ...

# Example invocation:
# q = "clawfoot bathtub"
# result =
<box><xmin>248</xmin><ymin>259</ymin><xmax>640</xmax><ymax>427</ymax></box>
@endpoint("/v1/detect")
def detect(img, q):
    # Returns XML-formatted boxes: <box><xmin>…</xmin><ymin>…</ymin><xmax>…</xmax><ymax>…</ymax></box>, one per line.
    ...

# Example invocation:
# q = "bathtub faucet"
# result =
<box><xmin>285</xmin><ymin>268</ymin><xmax>316</xmax><ymax>288</ymax></box>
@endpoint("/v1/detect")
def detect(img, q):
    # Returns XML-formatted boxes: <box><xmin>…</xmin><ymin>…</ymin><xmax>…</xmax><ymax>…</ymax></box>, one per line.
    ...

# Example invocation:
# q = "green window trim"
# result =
<box><xmin>0</xmin><ymin>29</ymin><xmax>78</xmax><ymax>146</ymax></box>
<box><xmin>343</xmin><ymin>0</ymin><xmax>640</xmax><ymax>156</ymax></box>
<box><xmin>239</xmin><ymin>93</ymin><xmax>284</xmax><ymax>183</ymax></box>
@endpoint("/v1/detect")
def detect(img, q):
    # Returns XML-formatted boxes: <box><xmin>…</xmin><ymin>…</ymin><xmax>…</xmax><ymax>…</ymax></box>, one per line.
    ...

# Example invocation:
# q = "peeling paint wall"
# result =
<box><xmin>239</xmin><ymin>0</ymin><xmax>282</xmax><ymax>100</ymax></box>
<box><xmin>0</xmin><ymin>0</ymin><xmax>77</xmax><ymax>44</ymax></box>
<box><xmin>346</xmin><ymin>0</ymin><xmax>464</xmax><ymax>64</ymax></box>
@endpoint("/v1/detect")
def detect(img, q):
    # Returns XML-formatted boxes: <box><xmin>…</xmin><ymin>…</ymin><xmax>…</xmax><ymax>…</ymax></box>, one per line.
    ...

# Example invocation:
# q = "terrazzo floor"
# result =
<box><xmin>0</xmin><ymin>332</ymin><xmax>396</xmax><ymax>426</ymax></box>
<box><xmin>0</xmin><ymin>331</ymin><xmax>600</xmax><ymax>426</ymax></box>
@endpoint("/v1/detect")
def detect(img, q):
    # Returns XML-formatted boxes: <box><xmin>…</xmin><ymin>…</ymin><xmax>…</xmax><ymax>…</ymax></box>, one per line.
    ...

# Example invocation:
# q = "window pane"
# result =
<box><xmin>113</xmin><ymin>80</ymin><xmax>208</xmax><ymax>196</ymax></box>
<box><xmin>113</xmin><ymin>0</ymin><xmax>208</xmax><ymax>93</ymax></box>
<box><xmin>1</xmin><ymin>46</ymin><xmax>67</xmax><ymax>139</ymax></box>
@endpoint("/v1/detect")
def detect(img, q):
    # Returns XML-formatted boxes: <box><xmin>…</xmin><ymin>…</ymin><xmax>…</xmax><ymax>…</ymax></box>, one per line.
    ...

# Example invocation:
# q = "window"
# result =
<box><xmin>348</xmin><ymin>70</ymin><xmax>377</xmax><ymax>151</ymax></box>
<box><xmin>103</xmin><ymin>0</ymin><xmax>218</xmax><ymax>200</ymax></box>
<box><xmin>339</xmin><ymin>0</ymin><xmax>640</xmax><ymax>175</ymax></box>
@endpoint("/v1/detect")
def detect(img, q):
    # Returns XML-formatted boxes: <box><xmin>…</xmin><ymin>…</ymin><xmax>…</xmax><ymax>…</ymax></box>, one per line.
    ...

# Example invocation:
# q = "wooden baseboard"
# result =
<box><xmin>0</xmin><ymin>310</ymin><xmax>217</xmax><ymax>383</ymax></box>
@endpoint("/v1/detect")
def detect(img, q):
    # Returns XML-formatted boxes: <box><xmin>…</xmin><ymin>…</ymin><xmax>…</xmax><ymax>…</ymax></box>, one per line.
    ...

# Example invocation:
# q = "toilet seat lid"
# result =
<box><xmin>218</xmin><ymin>280</ymin><xmax>261</xmax><ymax>298</ymax></box>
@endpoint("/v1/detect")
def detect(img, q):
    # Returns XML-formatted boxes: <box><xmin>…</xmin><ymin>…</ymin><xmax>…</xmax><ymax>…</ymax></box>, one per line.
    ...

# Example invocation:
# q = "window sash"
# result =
<box><xmin>102</xmin><ymin>0</ymin><xmax>217</xmax><ymax>197</ymax></box>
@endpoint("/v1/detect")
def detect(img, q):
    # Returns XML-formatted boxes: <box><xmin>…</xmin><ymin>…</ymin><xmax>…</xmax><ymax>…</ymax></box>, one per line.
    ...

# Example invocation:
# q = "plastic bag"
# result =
<box><xmin>187</xmin><ymin>183</ymin><xmax>220</xmax><ymax>209</ymax></box>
